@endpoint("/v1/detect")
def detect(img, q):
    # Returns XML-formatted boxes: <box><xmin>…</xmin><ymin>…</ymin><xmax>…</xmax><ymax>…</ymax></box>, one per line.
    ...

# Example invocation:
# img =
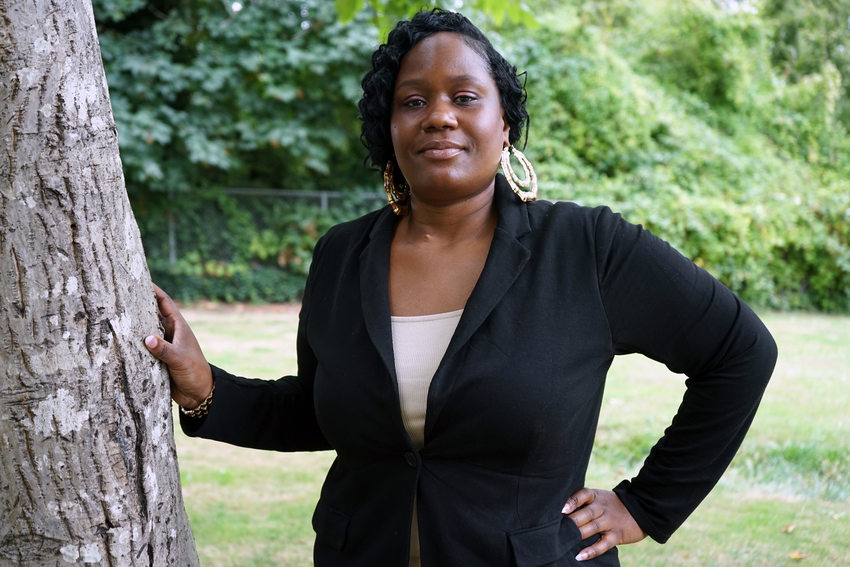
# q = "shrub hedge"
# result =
<box><xmin>127</xmin><ymin>1</ymin><xmax>849</xmax><ymax>312</ymax></box>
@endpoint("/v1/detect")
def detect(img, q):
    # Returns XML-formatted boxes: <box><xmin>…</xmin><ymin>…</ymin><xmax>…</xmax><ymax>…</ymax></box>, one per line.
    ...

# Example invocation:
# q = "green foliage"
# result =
<box><xmin>761</xmin><ymin>61</ymin><xmax>847</xmax><ymax>169</ymax></box>
<box><xmin>763</xmin><ymin>0</ymin><xmax>850</xmax><ymax>125</ymax></box>
<box><xmin>335</xmin><ymin>0</ymin><xmax>537</xmax><ymax>34</ymax></box>
<box><xmin>500</xmin><ymin>0</ymin><xmax>850</xmax><ymax>312</ymax></box>
<box><xmin>97</xmin><ymin>0</ymin><xmax>850</xmax><ymax>310</ymax></box>
<box><xmin>94</xmin><ymin>0</ymin><xmax>148</xmax><ymax>21</ymax></box>
<box><xmin>94</xmin><ymin>0</ymin><xmax>383</xmax><ymax>301</ymax></box>
<box><xmin>95</xmin><ymin>0</ymin><xmax>378</xmax><ymax>195</ymax></box>
<box><xmin>151</xmin><ymin>263</ymin><xmax>305</xmax><ymax>304</ymax></box>
<box><xmin>141</xmin><ymin>190</ymin><xmax>380</xmax><ymax>303</ymax></box>
<box><xmin>637</xmin><ymin>2</ymin><xmax>770</xmax><ymax>112</ymax></box>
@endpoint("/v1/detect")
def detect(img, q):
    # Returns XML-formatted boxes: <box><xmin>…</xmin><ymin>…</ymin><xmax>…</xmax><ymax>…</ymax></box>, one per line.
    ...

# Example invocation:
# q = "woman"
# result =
<box><xmin>144</xmin><ymin>9</ymin><xmax>777</xmax><ymax>566</ymax></box>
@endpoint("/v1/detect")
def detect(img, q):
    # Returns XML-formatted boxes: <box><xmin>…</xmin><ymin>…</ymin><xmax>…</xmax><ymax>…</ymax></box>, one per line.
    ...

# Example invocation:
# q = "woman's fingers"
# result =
<box><xmin>148</xmin><ymin>284</ymin><xmax>202</xmax><ymax>355</ymax></box>
<box><xmin>144</xmin><ymin>331</ymin><xmax>213</xmax><ymax>409</ymax></box>
<box><xmin>562</xmin><ymin>488</ymin><xmax>646</xmax><ymax>562</ymax></box>
<box><xmin>561</xmin><ymin>487</ymin><xmax>595</xmax><ymax>515</ymax></box>
<box><xmin>151</xmin><ymin>283</ymin><xmax>183</xmax><ymax>340</ymax></box>
<box><xmin>152</xmin><ymin>283</ymin><xmax>178</xmax><ymax>317</ymax></box>
<box><xmin>565</xmin><ymin>488</ymin><xmax>605</xmax><ymax>542</ymax></box>
<box><xmin>144</xmin><ymin>285</ymin><xmax>213</xmax><ymax>409</ymax></box>
<box><xmin>574</xmin><ymin>531</ymin><xmax>621</xmax><ymax>562</ymax></box>
<box><xmin>143</xmin><ymin>334</ymin><xmax>175</xmax><ymax>365</ymax></box>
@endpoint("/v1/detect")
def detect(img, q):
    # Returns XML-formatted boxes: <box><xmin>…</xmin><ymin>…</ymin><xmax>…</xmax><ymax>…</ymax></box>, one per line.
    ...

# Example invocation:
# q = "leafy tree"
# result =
<box><xmin>92</xmin><ymin>0</ymin><xmax>850</xmax><ymax>311</ymax></box>
<box><xmin>93</xmin><ymin>0</ymin><xmax>381</xmax><ymax>297</ymax></box>
<box><xmin>501</xmin><ymin>0</ymin><xmax>850</xmax><ymax>311</ymax></box>
<box><xmin>334</xmin><ymin>0</ymin><xmax>536</xmax><ymax>33</ymax></box>
<box><xmin>759</xmin><ymin>0</ymin><xmax>850</xmax><ymax>170</ymax></box>
<box><xmin>95</xmin><ymin>0</ymin><xmax>376</xmax><ymax>195</ymax></box>
<box><xmin>762</xmin><ymin>0</ymin><xmax>850</xmax><ymax>125</ymax></box>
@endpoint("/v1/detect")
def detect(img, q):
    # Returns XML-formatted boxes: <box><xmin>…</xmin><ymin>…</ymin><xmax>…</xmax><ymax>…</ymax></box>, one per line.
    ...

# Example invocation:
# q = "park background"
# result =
<box><xmin>97</xmin><ymin>0</ymin><xmax>850</xmax><ymax>312</ymax></box>
<box><xmin>93</xmin><ymin>0</ymin><xmax>848</xmax><ymax>564</ymax></box>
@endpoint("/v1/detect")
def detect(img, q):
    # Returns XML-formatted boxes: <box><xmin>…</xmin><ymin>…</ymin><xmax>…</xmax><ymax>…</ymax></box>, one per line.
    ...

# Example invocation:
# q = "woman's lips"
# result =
<box><xmin>421</xmin><ymin>147</ymin><xmax>463</xmax><ymax>159</ymax></box>
<box><xmin>419</xmin><ymin>142</ymin><xmax>464</xmax><ymax>160</ymax></box>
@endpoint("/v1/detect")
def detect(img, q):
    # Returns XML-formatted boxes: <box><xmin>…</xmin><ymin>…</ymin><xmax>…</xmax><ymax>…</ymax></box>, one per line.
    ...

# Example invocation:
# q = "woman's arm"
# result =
<box><xmin>143</xmin><ymin>235</ymin><xmax>332</xmax><ymax>452</ymax></box>
<box><xmin>565</xmin><ymin>208</ymin><xmax>777</xmax><ymax>558</ymax></box>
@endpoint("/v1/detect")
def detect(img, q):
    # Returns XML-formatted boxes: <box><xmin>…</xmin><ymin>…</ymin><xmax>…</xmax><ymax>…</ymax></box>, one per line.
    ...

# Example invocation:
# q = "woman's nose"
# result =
<box><xmin>422</xmin><ymin>98</ymin><xmax>458</xmax><ymax>130</ymax></box>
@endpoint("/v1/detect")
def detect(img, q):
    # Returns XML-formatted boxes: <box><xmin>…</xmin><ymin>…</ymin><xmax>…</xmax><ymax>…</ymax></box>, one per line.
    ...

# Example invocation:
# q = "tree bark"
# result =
<box><xmin>0</xmin><ymin>1</ymin><xmax>200</xmax><ymax>565</ymax></box>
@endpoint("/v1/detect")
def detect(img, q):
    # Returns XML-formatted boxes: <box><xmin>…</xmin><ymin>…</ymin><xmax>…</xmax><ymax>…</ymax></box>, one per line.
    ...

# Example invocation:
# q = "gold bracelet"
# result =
<box><xmin>179</xmin><ymin>381</ymin><xmax>215</xmax><ymax>419</ymax></box>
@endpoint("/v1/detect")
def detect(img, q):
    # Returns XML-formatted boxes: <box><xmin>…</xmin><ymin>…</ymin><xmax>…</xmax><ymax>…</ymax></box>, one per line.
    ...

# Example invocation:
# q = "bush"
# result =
<box><xmin>138</xmin><ymin>188</ymin><xmax>382</xmax><ymax>303</ymax></box>
<box><xmin>120</xmin><ymin>0</ymin><xmax>850</xmax><ymax>312</ymax></box>
<box><xmin>503</xmin><ymin>2</ymin><xmax>850</xmax><ymax>312</ymax></box>
<box><xmin>150</xmin><ymin>264</ymin><xmax>307</xmax><ymax>304</ymax></box>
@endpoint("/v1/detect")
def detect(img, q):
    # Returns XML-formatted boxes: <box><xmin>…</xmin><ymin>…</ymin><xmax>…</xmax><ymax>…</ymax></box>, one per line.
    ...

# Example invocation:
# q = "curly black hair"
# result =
<box><xmin>358</xmin><ymin>9</ymin><xmax>529</xmax><ymax>173</ymax></box>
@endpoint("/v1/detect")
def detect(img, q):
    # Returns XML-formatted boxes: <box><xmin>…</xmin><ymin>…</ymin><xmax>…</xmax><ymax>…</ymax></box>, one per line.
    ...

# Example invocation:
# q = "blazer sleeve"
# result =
<box><xmin>593</xmin><ymin>207</ymin><xmax>777</xmax><ymax>543</ymax></box>
<box><xmin>179</xmin><ymin>236</ymin><xmax>331</xmax><ymax>452</ymax></box>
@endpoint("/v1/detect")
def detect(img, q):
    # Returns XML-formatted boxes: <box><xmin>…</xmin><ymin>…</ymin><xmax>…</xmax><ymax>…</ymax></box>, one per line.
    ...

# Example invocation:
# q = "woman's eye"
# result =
<box><xmin>455</xmin><ymin>94</ymin><xmax>477</xmax><ymax>104</ymax></box>
<box><xmin>403</xmin><ymin>98</ymin><xmax>426</xmax><ymax>107</ymax></box>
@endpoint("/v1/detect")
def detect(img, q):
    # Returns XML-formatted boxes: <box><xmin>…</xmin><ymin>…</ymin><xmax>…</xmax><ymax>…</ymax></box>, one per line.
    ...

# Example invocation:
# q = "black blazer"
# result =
<box><xmin>184</xmin><ymin>176</ymin><xmax>776</xmax><ymax>566</ymax></box>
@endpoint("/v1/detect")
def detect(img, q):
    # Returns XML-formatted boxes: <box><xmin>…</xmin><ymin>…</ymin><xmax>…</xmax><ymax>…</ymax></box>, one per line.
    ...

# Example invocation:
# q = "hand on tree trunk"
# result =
<box><xmin>144</xmin><ymin>284</ymin><xmax>214</xmax><ymax>410</ymax></box>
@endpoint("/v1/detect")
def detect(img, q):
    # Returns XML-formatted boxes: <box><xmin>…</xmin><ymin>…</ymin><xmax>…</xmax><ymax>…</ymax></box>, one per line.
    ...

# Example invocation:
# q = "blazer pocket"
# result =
<box><xmin>507</xmin><ymin>516</ymin><xmax>582</xmax><ymax>566</ymax></box>
<box><xmin>312</xmin><ymin>499</ymin><xmax>350</xmax><ymax>552</ymax></box>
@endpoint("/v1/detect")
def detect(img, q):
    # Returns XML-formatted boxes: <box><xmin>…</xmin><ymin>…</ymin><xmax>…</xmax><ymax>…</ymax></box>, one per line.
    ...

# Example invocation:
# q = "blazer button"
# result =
<box><xmin>404</xmin><ymin>451</ymin><xmax>418</xmax><ymax>467</ymax></box>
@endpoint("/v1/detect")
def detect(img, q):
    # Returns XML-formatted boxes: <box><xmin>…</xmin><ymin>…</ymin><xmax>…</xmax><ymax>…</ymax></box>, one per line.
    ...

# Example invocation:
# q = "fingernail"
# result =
<box><xmin>144</xmin><ymin>336</ymin><xmax>157</xmax><ymax>349</ymax></box>
<box><xmin>561</xmin><ymin>503</ymin><xmax>572</xmax><ymax>514</ymax></box>
<box><xmin>576</xmin><ymin>552</ymin><xmax>589</xmax><ymax>562</ymax></box>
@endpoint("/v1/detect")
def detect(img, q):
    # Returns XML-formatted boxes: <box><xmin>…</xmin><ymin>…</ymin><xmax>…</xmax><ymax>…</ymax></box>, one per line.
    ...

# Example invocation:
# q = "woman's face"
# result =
<box><xmin>390</xmin><ymin>32</ymin><xmax>510</xmax><ymax>206</ymax></box>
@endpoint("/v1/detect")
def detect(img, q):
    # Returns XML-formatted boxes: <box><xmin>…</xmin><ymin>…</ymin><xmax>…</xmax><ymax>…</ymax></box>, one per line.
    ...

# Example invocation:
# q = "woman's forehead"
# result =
<box><xmin>396</xmin><ymin>33</ymin><xmax>491</xmax><ymax>83</ymax></box>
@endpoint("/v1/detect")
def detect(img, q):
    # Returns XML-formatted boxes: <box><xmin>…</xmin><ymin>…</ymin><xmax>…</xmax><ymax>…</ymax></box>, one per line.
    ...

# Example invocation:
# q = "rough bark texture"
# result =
<box><xmin>0</xmin><ymin>1</ymin><xmax>199</xmax><ymax>565</ymax></box>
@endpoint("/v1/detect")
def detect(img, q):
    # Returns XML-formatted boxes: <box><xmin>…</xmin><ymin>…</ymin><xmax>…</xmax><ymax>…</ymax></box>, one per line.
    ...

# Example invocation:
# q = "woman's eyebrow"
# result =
<box><xmin>395</xmin><ymin>74</ymin><xmax>486</xmax><ymax>91</ymax></box>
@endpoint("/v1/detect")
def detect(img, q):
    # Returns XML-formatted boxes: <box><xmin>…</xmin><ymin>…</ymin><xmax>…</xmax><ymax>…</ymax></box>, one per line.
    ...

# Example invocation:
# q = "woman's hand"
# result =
<box><xmin>143</xmin><ymin>284</ymin><xmax>213</xmax><ymax>410</ymax></box>
<box><xmin>562</xmin><ymin>488</ymin><xmax>646</xmax><ymax>562</ymax></box>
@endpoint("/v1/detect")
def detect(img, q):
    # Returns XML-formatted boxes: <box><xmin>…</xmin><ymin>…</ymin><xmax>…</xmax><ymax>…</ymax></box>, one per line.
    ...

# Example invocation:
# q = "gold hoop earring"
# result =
<box><xmin>383</xmin><ymin>160</ymin><xmax>410</xmax><ymax>216</ymax></box>
<box><xmin>500</xmin><ymin>145</ymin><xmax>538</xmax><ymax>202</ymax></box>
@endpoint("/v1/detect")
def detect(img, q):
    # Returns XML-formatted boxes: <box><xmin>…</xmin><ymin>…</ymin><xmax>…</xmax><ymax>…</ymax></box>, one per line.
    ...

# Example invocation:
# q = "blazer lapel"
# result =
<box><xmin>357</xmin><ymin>177</ymin><xmax>533</xmax><ymax>446</ymax></box>
<box><xmin>447</xmin><ymin>175</ymin><xmax>532</xmax><ymax>356</ymax></box>
<box><xmin>359</xmin><ymin>207</ymin><xmax>398</xmax><ymax>383</ymax></box>
<box><xmin>426</xmin><ymin>176</ymin><xmax>533</xmax><ymax>431</ymax></box>
<box><xmin>359</xmin><ymin>178</ymin><xmax>531</xmax><ymax>377</ymax></box>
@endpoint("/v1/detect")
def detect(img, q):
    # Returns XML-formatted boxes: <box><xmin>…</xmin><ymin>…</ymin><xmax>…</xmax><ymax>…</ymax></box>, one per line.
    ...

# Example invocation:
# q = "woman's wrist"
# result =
<box><xmin>179</xmin><ymin>379</ymin><xmax>215</xmax><ymax>418</ymax></box>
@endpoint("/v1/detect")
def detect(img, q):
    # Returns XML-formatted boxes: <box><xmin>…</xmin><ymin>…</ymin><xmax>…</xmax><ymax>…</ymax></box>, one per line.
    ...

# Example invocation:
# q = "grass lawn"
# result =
<box><xmin>175</xmin><ymin>306</ymin><xmax>849</xmax><ymax>566</ymax></box>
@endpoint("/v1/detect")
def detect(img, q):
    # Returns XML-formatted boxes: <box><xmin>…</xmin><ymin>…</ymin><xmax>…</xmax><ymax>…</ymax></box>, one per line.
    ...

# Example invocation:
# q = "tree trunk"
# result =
<box><xmin>0</xmin><ymin>1</ymin><xmax>200</xmax><ymax>565</ymax></box>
